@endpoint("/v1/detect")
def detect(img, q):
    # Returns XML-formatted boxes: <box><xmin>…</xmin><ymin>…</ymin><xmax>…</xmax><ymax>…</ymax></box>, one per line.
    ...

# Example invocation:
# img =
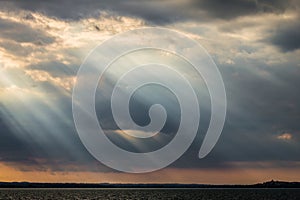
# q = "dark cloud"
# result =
<box><xmin>27</xmin><ymin>61</ymin><xmax>77</xmax><ymax>77</ymax></box>
<box><xmin>2</xmin><ymin>57</ymin><xmax>300</xmax><ymax>172</ymax></box>
<box><xmin>179</xmin><ymin>59</ymin><xmax>300</xmax><ymax>167</ymax></box>
<box><xmin>0</xmin><ymin>0</ymin><xmax>295</xmax><ymax>24</ymax></box>
<box><xmin>0</xmin><ymin>109</ymin><xmax>32</xmax><ymax>161</ymax></box>
<box><xmin>0</xmin><ymin>18</ymin><xmax>55</xmax><ymax>45</ymax></box>
<box><xmin>0</xmin><ymin>0</ymin><xmax>182</xmax><ymax>23</ymax></box>
<box><xmin>194</xmin><ymin>0</ymin><xmax>292</xmax><ymax>19</ymax></box>
<box><xmin>0</xmin><ymin>40</ymin><xmax>35</xmax><ymax>57</ymax></box>
<box><xmin>0</xmin><ymin>93</ymin><xmax>112</xmax><ymax>172</ymax></box>
<box><xmin>268</xmin><ymin>21</ymin><xmax>300</xmax><ymax>51</ymax></box>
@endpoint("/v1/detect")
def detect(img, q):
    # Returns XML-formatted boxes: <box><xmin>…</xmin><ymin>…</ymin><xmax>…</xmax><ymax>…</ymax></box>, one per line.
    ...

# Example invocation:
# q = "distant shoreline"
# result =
<box><xmin>0</xmin><ymin>180</ymin><xmax>299</xmax><ymax>188</ymax></box>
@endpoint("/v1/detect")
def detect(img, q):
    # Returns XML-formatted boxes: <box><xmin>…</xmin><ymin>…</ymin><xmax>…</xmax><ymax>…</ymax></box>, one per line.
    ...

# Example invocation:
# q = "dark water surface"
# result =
<box><xmin>0</xmin><ymin>188</ymin><xmax>299</xmax><ymax>200</ymax></box>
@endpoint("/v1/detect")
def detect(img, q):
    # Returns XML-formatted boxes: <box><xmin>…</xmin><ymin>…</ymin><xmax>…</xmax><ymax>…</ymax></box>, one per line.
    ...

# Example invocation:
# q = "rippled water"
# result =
<box><xmin>0</xmin><ymin>188</ymin><xmax>299</xmax><ymax>200</ymax></box>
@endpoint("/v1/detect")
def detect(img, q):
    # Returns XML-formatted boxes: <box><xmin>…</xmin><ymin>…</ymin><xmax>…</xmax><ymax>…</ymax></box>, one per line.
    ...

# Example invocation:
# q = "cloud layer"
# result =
<box><xmin>0</xmin><ymin>0</ymin><xmax>300</xmax><ymax>182</ymax></box>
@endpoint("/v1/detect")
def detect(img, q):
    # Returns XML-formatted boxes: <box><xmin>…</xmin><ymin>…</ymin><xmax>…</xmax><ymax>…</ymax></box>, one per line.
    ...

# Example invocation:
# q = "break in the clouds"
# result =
<box><xmin>0</xmin><ymin>0</ymin><xmax>300</xmax><ymax>182</ymax></box>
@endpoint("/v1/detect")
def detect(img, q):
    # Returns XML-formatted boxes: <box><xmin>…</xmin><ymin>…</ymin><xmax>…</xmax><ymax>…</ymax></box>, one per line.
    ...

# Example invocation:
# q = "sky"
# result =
<box><xmin>0</xmin><ymin>0</ymin><xmax>300</xmax><ymax>184</ymax></box>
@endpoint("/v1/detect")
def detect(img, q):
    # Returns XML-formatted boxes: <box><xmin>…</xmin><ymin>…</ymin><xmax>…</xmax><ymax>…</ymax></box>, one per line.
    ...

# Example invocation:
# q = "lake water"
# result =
<box><xmin>0</xmin><ymin>188</ymin><xmax>299</xmax><ymax>199</ymax></box>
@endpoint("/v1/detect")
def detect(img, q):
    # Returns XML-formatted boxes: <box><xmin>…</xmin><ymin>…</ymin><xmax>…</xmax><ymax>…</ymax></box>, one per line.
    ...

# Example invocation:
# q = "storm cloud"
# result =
<box><xmin>0</xmin><ymin>0</ymin><xmax>300</xmax><ymax>182</ymax></box>
<box><xmin>268</xmin><ymin>21</ymin><xmax>300</xmax><ymax>51</ymax></box>
<box><xmin>0</xmin><ymin>0</ymin><xmax>296</xmax><ymax>23</ymax></box>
